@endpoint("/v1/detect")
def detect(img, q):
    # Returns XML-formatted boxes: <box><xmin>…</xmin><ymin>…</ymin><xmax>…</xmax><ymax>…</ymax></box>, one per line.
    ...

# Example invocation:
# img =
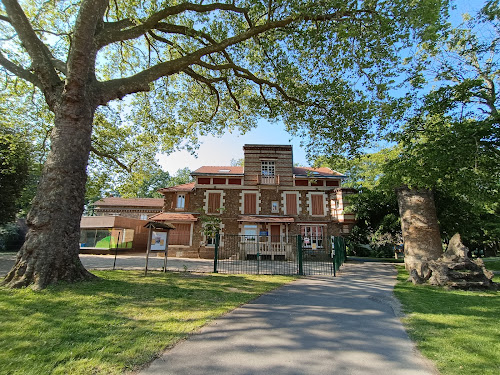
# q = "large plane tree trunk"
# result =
<box><xmin>2</xmin><ymin>98</ymin><xmax>97</xmax><ymax>289</ymax></box>
<box><xmin>396</xmin><ymin>187</ymin><xmax>443</xmax><ymax>282</ymax></box>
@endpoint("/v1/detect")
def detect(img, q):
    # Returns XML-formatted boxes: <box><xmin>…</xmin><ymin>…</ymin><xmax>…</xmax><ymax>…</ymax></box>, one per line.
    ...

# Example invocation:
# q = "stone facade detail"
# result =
<box><xmin>154</xmin><ymin>145</ymin><xmax>355</xmax><ymax>259</ymax></box>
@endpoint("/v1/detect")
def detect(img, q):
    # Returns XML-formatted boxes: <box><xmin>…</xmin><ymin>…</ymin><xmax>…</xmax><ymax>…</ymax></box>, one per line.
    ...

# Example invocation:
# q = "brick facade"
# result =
<box><xmin>155</xmin><ymin>145</ymin><xmax>355</xmax><ymax>259</ymax></box>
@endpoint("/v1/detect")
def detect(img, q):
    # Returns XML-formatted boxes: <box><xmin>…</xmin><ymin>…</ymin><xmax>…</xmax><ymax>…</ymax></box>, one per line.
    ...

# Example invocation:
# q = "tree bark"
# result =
<box><xmin>396</xmin><ymin>187</ymin><xmax>443</xmax><ymax>281</ymax></box>
<box><xmin>2</xmin><ymin>97</ymin><xmax>97</xmax><ymax>289</ymax></box>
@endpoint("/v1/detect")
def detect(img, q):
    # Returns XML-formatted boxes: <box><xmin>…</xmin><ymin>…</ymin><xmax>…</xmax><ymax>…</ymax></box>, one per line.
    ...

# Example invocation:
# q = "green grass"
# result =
<box><xmin>394</xmin><ymin>266</ymin><xmax>500</xmax><ymax>375</ymax></box>
<box><xmin>0</xmin><ymin>271</ymin><xmax>295</xmax><ymax>375</ymax></box>
<box><xmin>482</xmin><ymin>257</ymin><xmax>500</xmax><ymax>272</ymax></box>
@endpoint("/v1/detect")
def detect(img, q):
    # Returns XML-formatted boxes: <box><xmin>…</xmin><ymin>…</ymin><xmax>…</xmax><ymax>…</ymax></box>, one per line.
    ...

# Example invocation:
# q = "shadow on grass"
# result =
<box><xmin>394</xmin><ymin>266</ymin><xmax>500</xmax><ymax>375</ymax></box>
<box><xmin>0</xmin><ymin>271</ymin><xmax>291</xmax><ymax>375</ymax></box>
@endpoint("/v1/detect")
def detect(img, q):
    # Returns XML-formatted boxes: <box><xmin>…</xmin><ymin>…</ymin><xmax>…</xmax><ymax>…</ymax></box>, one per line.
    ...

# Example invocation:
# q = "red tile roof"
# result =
<box><xmin>293</xmin><ymin>167</ymin><xmax>344</xmax><ymax>177</ymax></box>
<box><xmin>93</xmin><ymin>197</ymin><xmax>164</xmax><ymax>208</ymax></box>
<box><xmin>158</xmin><ymin>182</ymin><xmax>195</xmax><ymax>193</ymax></box>
<box><xmin>192</xmin><ymin>166</ymin><xmax>244</xmax><ymax>175</ymax></box>
<box><xmin>190</xmin><ymin>165</ymin><xmax>343</xmax><ymax>178</ymax></box>
<box><xmin>148</xmin><ymin>213</ymin><xmax>199</xmax><ymax>222</ymax></box>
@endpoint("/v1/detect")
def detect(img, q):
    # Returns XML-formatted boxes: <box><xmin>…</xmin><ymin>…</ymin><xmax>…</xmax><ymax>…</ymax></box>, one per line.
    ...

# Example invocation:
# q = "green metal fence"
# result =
<box><xmin>213</xmin><ymin>234</ymin><xmax>346</xmax><ymax>276</ymax></box>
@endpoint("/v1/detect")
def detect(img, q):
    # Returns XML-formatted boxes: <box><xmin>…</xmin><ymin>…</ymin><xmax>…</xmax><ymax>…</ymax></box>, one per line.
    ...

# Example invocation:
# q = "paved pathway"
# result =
<box><xmin>138</xmin><ymin>262</ymin><xmax>438</xmax><ymax>375</ymax></box>
<box><xmin>0</xmin><ymin>253</ymin><xmax>214</xmax><ymax>277</ymax></box>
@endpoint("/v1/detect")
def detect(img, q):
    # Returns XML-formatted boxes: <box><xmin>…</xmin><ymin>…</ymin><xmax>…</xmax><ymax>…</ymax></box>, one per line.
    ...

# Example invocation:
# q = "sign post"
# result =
<box><xmin>144</xmin><ymin>222</ymin><xmax>175</xmax><ymax>276</ymax></box>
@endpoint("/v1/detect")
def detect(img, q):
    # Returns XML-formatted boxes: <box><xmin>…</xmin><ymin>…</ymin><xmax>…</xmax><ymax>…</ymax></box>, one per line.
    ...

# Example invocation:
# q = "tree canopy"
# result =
<box><xmin>321</xmin><ymin>2</ymin><xmax>500</xmax><ymax>255</ymax></box>
<box><xmin>0</xmin><ymin>0</ymin><xmax>451</xmax><ymax>289</ymax></box>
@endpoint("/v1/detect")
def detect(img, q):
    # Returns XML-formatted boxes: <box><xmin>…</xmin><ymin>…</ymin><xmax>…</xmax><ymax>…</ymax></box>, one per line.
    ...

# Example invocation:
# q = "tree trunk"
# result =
<box><xmin>396</xmin><ymin>187</ymin><xmax>442</xmax><ymax>281</ymax></box>
<box><xmin>2</xmin><ymin>98</ymin><xmax>97</xmax><ymax>289</ymax></box>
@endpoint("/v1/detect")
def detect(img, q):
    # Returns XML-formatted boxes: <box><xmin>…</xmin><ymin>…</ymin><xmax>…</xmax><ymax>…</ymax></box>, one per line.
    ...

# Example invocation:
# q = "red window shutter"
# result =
<box><xmin>198</xmin><ymin>178</ymin><xmax>211</xmax><ymax>184</ymax></box>
<box><xmin>213</xmin><ymin>178</ymin><xmax>226</xmax><ymax>184</ymax></box>
<box><xmin>286</xmin><ymin>194</ymin><xmax>297</xmax><ymax>215</ymax></box>
<box><xmin>228</xmin><ymin>178</ymin><xmax>241</xmax><ymax>185</ymax></box>
<box><xmin>208</xmin><ymin>193</ymin><xmax>221</xmax><ymax>213</ymax></box>
<box><xmin>244</xmin><ymin>193</ymin><xmax>257</xmax><ymax>214</ymax></box>
<box><xmin>171</xmin><ymin>193</ymin><xmax>177</xmax><ymax>210</ymax></box>
<box><xmin>184</xmin><ymin>194</ymin><xmax>189</xmax><ymax>210</ymax></box>
<box><xmin>295</xmin><ymin>180</ymin><xmax>308</xmax><ymax>186</ymax></box>
<box><xmin>170</xmin><ymin>224</ymin><xmax>191</xmax><ymax>245</ymax></box>
<box><xmin>311</xmin><ymin>195</ymin><xmax>323</xmax><ymax>215</ymax></box>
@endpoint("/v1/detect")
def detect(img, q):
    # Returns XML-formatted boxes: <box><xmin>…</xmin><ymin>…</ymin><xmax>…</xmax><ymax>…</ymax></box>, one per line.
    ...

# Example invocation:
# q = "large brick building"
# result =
<box><xmin>151</xmin><ymin>144</ymin><xmax>355</xmax><ymax>259</ymax></box>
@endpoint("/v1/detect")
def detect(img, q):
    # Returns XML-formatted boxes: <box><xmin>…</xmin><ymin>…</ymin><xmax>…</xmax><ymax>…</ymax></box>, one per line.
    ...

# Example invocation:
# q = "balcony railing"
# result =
<box><xmin>259</xmin><ymin>174</ymin><xmax>280</xmax><ymax>185</ymax></box>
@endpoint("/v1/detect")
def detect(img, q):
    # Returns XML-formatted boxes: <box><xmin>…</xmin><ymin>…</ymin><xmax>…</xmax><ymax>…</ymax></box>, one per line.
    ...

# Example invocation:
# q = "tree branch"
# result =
<box><xmin>90</xmin><ymin>145</ymin><xmax>131</xmax><ymax>173</ymax></box>
<box><xmin>97</xmin><ymin>10</ymin><xmax>372</xmax><ymax>104</ymax></box>
<box><xmin>96</xmin><ymin>2</ymin><xmax>250</xmax><ymax>48</ymax></box>
<box><xmin>182</xmin><ymin>67</ymin><xmax>223</xmax><ymax>121</ymax></box>
<box><xmin>65</xmin><ymin>0</ymin><xmax>108</xmax><ymax>91</ymax></box>
<box><xmin>0</xmin><ymin>52</ymin><xmax>42</xmax><ymax>88</ymax></box>
<box><xmin>1</xmin><ymin>0</ymin><xmax>61</xmax><ymax>99</ymax></box>
<box><xmin>0</xmin><ymin>14</ymin><xmax>11</xmax><ymax>23</ymax></box>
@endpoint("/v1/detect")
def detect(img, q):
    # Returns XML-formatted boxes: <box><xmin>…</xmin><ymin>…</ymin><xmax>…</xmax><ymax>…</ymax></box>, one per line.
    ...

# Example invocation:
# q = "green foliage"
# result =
<box><xmin>0</xmin><ymin>271</ymin><xmax>294</xmax><ymax>374</ymax></box>
<box><xmin>1</xmin><ymin>0</ymin><xmax>452</xmax><ymax>165</ymax></box>
<box><xmin>199</xmin><ymin>208</ymin><xmax>224</xmax><ymax>239</ymax></box>
<box><xmin>0</xmin><ymin>127</ymin><xmax>31</xmax><ymax>225</ymax></box>
<box><xmin>394</xmin><ymin>266</ymin><xmax>500</xmax><ymax>375</ymax></box>
<box><xmin>0</xmin><ymin>221</ymin><xmax>26</xmax><ymax>252</ymax></box>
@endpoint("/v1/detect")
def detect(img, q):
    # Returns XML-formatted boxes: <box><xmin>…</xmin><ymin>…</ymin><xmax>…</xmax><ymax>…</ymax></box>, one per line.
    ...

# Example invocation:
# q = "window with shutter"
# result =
<box><xmin>207</xmin><ymin>192</ymin><xmax>221</xmax><ymax>213</ymax></box>
<box><xmin>169</xmin><ymin>223</ymin><xmax>191</xmax><ymax>245</ymax></box>
<box><xmin>244</xmin><ymin>193</ymin><xmax>257</xmax><ymax>214</ymax></box>
<box><xmin>311</xmin><ymin>194</ymin><xmax>324</xmax><ymax>215</ymax></box>
<box><xmin>286</xmin><ymin>193</ymin><xmax>297</xmax><ymax>215</ymax></box>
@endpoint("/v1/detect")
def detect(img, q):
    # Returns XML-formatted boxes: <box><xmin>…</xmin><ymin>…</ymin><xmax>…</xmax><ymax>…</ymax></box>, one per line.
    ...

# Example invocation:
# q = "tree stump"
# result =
<box><xmin>424</xmin><ymin>234</ymin><xmax>498</xmax><ymax>290</ymax></box>
<box><xmin>397</xmin><ymin>187</ymin><xmax>442</xmax><ymax>281</ymax></box>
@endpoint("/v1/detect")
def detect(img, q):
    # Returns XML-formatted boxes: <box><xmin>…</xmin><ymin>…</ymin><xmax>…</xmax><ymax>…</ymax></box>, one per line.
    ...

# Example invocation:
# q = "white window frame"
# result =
<box><xmin>271</xmin><ymin>201</ymin><xmax>279</xmax><ymax>213</ymax></box>
<box><xmin>261</xmin><ymin>160</ymin><xmax>275</xmax><ymax>176</ymax></box>
<box><xmin>300</xmin><ymin>225</ymin><xmax>325</xmax><ymax>249</ymax></box>
<box><xmin>204</xmin><ymin>190</ymin><xmax>225</xmax><ymax>215</ymax></box>
<box><xmin>281</xmin><ymin>191</ymin><xmax>301</xmax><ymax>216</ymax></box>
<box><xmin>239</xmin><ymin>190</ymin><xmax>261</xmax><ymax>214</ymax></box>
<box><xmin>176</xmin><ymin>193</ymin><xmax>186</xmax><ymax>210</ymax></box>
<box><xmin>307</xmin><ymin>192</ymin><xmax>327</xmax><ymax>216</ymax></box>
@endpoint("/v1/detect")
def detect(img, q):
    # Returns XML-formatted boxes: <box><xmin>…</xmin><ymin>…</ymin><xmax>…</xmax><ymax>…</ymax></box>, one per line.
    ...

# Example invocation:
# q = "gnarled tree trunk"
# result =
<box><xmin>396</xmin><ymin>187</ymin><xmax>442</xmax><ymax>282</ymax></box>
<box><xmin>2</xmin><ymin>99</ymin><xmax>97</xmax><ymax>289</ymax></box>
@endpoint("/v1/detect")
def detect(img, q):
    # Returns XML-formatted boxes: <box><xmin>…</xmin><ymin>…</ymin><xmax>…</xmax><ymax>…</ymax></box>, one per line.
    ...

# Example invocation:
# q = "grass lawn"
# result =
<box><xmin>394</xmin><ymin>266</ymin><xmax>500</xmax><ymax>375</ymax></box>
<box><xmin>482</xmin><ymin>257</ymin><xmax>500</xmax><ymax>272</ymax></box>
<box><xmin>0</xmin><ymin>271</ymin><xmax>295</xmax><ymax>375</ymax></box>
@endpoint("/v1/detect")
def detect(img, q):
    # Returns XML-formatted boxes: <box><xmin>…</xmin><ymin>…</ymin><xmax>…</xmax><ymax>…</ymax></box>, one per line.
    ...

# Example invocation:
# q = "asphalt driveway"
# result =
<box><xmin>138</xmin><ymin>262</ymin><xmax>437</xmax><ymax>375</ymax></box>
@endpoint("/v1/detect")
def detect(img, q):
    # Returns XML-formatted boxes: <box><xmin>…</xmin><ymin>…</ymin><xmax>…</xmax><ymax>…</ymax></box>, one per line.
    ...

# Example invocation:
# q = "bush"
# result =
<box><xmin>0</xmin><ymin>221</ymin><xmax>26</xmax><ymax>252</ymax></box>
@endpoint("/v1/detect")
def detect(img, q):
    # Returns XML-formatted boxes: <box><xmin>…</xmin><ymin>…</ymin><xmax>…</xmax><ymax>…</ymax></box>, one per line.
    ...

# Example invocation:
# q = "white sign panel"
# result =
<box><xmin>151</xmin><ymin>231</ymin><xmax>167</xmax><ymax>251</ymax></box>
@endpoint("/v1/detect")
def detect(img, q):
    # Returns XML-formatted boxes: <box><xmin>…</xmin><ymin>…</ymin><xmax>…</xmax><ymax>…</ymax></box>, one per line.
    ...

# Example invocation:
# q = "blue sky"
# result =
<box><xmin>158</xmin><ymin>0</ymin><xmax>486</xmax><ymax>175</ymax></box>
<box><xmin>158</xmin><ymin>119</ymin><xmax>309</xmax><ymax>174</ymax></box>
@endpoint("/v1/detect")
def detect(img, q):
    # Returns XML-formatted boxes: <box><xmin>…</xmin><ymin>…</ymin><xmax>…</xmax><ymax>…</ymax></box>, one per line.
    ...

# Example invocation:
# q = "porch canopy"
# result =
<box><xmin>238</xmin><ymin>215</ymin><xmax>294</xmax><ymax>223</ymax></box>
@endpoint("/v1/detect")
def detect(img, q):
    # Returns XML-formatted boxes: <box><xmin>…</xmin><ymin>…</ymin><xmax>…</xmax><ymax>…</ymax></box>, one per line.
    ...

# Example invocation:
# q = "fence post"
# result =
<box><xmin>331</xmin><ymin>236</ymin><xmax>336</xmax><ymax>277</ymax></box>
<box><xmin>213</xmin><ymin>232</ymin><xmax>219</xmax><ymax>273</ymax></box>
<box><xmin>297</xmin><ymin>235</ymin><xmax>303</xmax><ymax>276</ymax></box>
<box><xmin>334</xmin><ymin>236</ymin><xmax>340</xmax><ymax>273</ymax></box>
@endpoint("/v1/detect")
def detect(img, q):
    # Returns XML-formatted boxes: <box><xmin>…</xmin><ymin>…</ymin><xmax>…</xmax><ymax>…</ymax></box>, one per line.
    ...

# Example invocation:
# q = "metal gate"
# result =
<box><xmin>213</xmin><ymin>234</ymin><xmax>346</xmax><ymax>276</ymax></box>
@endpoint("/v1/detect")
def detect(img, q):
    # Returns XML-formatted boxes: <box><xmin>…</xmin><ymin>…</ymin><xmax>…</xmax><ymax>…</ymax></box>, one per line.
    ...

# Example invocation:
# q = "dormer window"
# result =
<box><xmin>176</xmin><ymin>193</ymin><xmax>186</xmax><ymax>209</ymax></box>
